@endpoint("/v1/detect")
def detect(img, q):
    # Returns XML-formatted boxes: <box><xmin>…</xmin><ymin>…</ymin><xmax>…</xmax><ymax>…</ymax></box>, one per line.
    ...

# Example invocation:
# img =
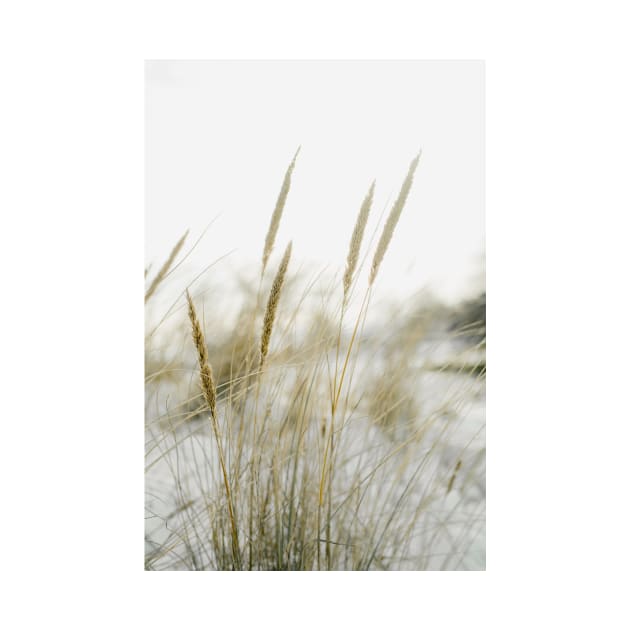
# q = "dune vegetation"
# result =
<box><xmin>144</xmin><ymin>150</ymin><xmax>485</xmax><ymax>570</ymax></box>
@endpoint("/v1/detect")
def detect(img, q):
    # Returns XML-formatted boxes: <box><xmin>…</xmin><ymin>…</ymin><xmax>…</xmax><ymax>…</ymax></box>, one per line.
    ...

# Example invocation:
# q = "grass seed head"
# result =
<box><xmin>262</xmin><ymin>147</ymin><xmax>300</xmax><ymax>274</ymax></box>
<box><xmin>186</xmin><ymin>289</ymin><xmax>217</xmax><ymax>418</ymax></box>
<box><xmin>369</xmin><ymin>152</ymin><xmax>421</xmax><ymax>285</ymax></box>
<box><xmin>145</xmin><ymin>230</ymin><xmax>189</xmax><ymax>303</ymax></box>
<box><xmin>343</xmin><ymin>181</ymin><xmax>375</xmax><ymax>302</ymax></box>
<box><xmin>260</xmin><ymin>241</ymin><xmax>292</xmax><ymax>367</ymax></box>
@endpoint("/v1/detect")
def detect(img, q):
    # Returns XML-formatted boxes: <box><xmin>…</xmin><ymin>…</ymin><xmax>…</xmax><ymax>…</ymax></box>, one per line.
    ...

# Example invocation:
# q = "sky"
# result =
<box><xmin>145</xmin><ymin>60</ymin><xmax>484</xmax><ymax>304</ymax></box>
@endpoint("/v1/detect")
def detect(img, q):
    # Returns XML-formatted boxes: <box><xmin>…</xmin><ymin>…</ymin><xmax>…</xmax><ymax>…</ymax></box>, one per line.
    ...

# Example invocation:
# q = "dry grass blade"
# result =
<box><xmin>369</xmin><ymin>152</ymin><xmax>421</xmax><ymax>285</ymax></box>
<box><xmin>145</xmin><ymin>230</ymin><xmax>189</xmax><ymax>303</ymax></box>
<box><xmin>260</xmin><ymin>242</ymin><xmax>292</xmax><ymax>367</ymax></box>
<box><xmin>262</xmin><ymin>147</ymin><xmax>300</xmax><ymax>274</ymax></box>
<box><xmin>343</xmin><ymin>181</ymin><xmax>375</xmax><ymax>302</ymax></box>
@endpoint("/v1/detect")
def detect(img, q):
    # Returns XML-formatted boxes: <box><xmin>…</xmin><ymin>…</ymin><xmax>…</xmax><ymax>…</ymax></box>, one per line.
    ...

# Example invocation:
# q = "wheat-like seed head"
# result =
<box><xmin>145</xmin><ymin>230</ymin><xmax>189</xmax><ymax>303</ymax></box>
<box><xmin>369</xmin><ymin>152</ymin><xmax>421</xmax><ymax>285</ymax></box>
<box><xmin>343</xmin><ymin>181</ymin><xmax>375</xmax><ymax>302</ymax></box>
<box><xmin>260</xmin><ymin>241</ymin><xmax>292</xmax><ymax>367</ymax></box>
<box><xmin>261</xmin><ymin>147</ymin><xmax>300</xmax><ymax>274</ymax></box>
<box><xmin>186</xmin><ymin>290</ymin><xmax>217</xmax><ymax>418</ymax></box>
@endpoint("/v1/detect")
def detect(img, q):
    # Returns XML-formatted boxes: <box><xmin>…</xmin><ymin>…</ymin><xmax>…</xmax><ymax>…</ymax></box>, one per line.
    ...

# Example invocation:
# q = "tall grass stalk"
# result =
<box><xmin>319</xmin><ymin>154</ymin><xmax>421</xmax><ymax>566</ymax></box>
<box><xmin>186</xmin><ymin>290</ymin><xmax>241</xmax><ymax>569</ymax></box>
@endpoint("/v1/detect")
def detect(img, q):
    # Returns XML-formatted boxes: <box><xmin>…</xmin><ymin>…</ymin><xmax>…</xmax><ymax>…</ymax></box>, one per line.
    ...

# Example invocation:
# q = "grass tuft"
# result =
<box><xmin>145</xmin><ymin>150</ymin><xmax>485</xmax><ymax>571</ymax></box>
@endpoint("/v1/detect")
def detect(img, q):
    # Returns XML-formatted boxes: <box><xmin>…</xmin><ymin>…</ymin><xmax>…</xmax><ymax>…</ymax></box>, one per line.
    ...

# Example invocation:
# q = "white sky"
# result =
<box><xmin>145</xmin><ymin>60</ymin><xmax>484</xmax><ymax>304</ymax></box>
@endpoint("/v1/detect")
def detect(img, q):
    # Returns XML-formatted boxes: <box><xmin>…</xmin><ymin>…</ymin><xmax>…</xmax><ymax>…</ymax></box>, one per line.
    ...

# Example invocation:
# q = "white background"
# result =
<box><xmin>2</xmin><ymin>2</ymin><xmax>630</xmax><ymax>630</ymax></box>
<box><xmin>146</xmin><ymin>60</ymin><xmax>484</xmax><ymax>303</ymax></box>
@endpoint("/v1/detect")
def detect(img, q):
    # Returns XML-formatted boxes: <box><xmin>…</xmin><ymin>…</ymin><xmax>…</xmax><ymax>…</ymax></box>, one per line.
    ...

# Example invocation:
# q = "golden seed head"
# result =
<box><xmin>145</xmin><ymin>230</ymin><xmax>189</xmax><ymax>303</ymax></box>
<box><xmin>260</xmin><ymin>241</ymin><xmax>292</xmax><ymax>367</ymax></box>
<box><xmin>369</xmin><ymin>152</ymin><xmax>421</xmax><ymax>285</ymax></box>
<box><xmin>343</xmin><ymin>181</ymin><xmax>375</xmax><ymax>302</ymax></box>
<box><xmin>186</xmin><ymin>290</ymin><xmax>217</xmax><ymax>418</ymax></box>
<box><xmin>262</xmin><ymin>147</ymin><xmax>300</xmax><ymax>274</ymax></box>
